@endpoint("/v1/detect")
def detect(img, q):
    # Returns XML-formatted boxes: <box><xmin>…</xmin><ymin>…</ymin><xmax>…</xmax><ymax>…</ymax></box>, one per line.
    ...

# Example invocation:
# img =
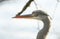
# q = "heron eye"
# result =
<box><xmin>32</xmin><ymin>13</ymin><xmax>39</xmax><ymax>17</ymax></box>
<box><xmin>35</xmin><ymin>14</ymin><xmax>38</xmax><ymax>16</ymax></box>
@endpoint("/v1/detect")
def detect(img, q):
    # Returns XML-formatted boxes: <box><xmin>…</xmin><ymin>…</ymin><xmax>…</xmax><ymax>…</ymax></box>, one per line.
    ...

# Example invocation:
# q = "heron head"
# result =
<box><xmin>14</xmin><ymin>10</ymin><xmax>49</xmax><ymax>20</ymax></box>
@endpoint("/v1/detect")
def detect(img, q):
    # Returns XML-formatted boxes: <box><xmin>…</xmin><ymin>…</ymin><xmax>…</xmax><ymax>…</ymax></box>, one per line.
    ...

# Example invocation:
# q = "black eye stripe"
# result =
<box><xmin>40</xmin><ymin>13</ymin><xmax>48</xmax><ymax>16</ymax></box>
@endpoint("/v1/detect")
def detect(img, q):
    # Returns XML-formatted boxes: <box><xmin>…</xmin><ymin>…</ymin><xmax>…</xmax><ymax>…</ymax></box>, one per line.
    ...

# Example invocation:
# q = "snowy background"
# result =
<box><xmin>0</xmin><ymin>0</ymin><xmax>60</xmax><ymax>39</ymax></box>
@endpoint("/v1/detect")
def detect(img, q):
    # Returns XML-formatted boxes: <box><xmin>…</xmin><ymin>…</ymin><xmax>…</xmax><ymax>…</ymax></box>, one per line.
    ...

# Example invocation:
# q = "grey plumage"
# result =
<box><xmin>0</xmin><ymin>0</ymin><xmax>6</xmax><ymax>2</ymax></box>
<box><xmin>32</xmin><ymin>10</ymin><xmax>50</xmax><ymax>39</ymax></box>
<box><xmin>30</xmin><ymin>10</ymin><xmax>50</xmax><ymax>39</ymax></box>
<box><xmin>32</xmin><ymin>10</ymin><xmax>49</xmax><ymax>16</ymax></box>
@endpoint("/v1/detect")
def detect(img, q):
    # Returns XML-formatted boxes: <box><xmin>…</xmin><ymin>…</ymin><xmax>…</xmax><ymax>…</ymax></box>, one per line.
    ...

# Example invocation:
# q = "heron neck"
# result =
<box><xmin>37</xmin><ymin>17</ymin><xmax>50</xmax><ymax>39</ymax></box>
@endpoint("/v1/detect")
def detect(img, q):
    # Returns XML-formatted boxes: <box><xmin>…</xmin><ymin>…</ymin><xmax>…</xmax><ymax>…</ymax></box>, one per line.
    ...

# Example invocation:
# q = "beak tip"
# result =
<box><xmin>12</xmin><ymin>17</ymin><xmax>16</xmax><ymax>18</ymax></box>
<box><xmin>12</xmin><ymin>16</ymin><xmax>18</xmax><ymax>18</ymax></box>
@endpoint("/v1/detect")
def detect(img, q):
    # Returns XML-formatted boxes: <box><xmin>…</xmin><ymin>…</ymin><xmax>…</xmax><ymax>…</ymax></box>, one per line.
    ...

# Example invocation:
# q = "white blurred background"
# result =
<box><xmin>0</xmin><ymin>0</ymin><xmax>60</xmax><ymax>39</ymax></box>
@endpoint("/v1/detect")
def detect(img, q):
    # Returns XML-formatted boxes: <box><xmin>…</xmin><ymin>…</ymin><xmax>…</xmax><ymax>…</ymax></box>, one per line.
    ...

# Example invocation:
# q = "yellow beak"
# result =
<box><xmin>13</xmin><ymin>14</ymin><xmax>33</xmax><ymax>19</ymax></box>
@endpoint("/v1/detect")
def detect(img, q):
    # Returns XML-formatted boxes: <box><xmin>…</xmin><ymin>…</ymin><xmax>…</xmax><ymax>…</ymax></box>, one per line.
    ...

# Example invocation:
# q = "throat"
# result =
<box><xmin>37</xmin><ymin>17</ymin><xmax>50</xmax><ymax>39</ymax></box>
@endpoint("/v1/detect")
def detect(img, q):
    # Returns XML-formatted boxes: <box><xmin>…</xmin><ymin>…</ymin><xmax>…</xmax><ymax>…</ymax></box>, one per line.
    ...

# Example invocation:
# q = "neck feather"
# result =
<box><xmin>37</xmin><ymin>17</ymin><xmax>50</xmax><ymax>39</ymax></box>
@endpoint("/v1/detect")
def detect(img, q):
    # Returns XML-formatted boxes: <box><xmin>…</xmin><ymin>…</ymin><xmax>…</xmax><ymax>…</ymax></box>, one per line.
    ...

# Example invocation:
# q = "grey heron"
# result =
<box><xmin>13</xmin><ymin>10</ymin><xmax>51</xmax><ymax>39</ymax></box>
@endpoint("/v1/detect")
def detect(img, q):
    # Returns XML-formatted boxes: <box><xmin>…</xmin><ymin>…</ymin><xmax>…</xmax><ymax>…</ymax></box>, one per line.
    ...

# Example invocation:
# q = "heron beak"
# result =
<box><xmin>13</xmin><ymin>14</ymin><xmax>33</xmax><ymax>19</ymax></box>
